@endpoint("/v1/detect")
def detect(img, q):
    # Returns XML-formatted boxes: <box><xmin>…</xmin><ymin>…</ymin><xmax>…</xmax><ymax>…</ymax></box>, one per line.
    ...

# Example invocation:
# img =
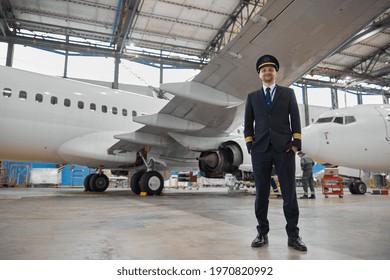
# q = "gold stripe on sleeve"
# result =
<box><xmin>245</xmin><ymin>136</ymin><xmax>253</xmax><ymax>143</ymax></box>
<box><xmin>293</xmin><ymin>133</ymin><xmax>301</xmax><ymax>140</ymax></box>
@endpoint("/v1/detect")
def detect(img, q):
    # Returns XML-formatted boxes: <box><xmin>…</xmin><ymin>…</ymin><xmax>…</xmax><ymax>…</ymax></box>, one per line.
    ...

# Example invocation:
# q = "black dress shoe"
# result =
<box><xmin>251</xmin><ymin>234</ymin><xmax>268</xmax><ymax>247</ymax></box>
<box><xmin>288</xmin><ymin>236</ymin><xmax>307</xmax><ymax>251</ymax></box>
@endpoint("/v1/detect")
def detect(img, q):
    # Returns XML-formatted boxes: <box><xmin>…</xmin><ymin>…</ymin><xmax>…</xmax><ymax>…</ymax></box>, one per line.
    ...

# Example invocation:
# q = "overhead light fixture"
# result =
<box><xmin>251</xmin><ymin>14</ymin><xmax>268</xmax><ymax>24</ymax></box>
<box><xmin>228</xmin><ymin>52</ymin><xmax>242</xmax><ymax>59</ymax></box>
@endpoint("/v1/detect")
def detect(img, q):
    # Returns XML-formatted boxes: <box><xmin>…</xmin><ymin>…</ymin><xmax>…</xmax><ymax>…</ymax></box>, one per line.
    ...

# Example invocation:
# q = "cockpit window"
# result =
<box><xmin>316</xmin><ymin>115</ymin><xmax>356</xmax><ymax>125</ymax></box>
<box><xmin>345</xmin><ymin>116</ymin><xmax>356</xmax><ymax>124</ymax></box>
<box><xmin>333</xmin><ymin>117</ymin><xmax>343</xmax><ymax>124</ymax></box>
<box><xmin>316</xmin><ymin>117</ymin><xmax>333</xmax><ymax>123</ymax></box>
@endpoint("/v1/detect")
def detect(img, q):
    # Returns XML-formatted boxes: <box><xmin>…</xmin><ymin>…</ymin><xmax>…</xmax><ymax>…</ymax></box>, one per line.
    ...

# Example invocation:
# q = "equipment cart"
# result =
<box><xmin>321</xmin><ymin>168</ymin><xmax>344</xmax><ymax>198</ymax></box>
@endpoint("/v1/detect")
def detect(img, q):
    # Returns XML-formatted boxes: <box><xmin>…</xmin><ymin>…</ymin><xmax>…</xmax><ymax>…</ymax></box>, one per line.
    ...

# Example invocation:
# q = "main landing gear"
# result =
<box><xmin>130</xmin><ymin>153</ymin><xmax>164</xmax><ymax>196</ymax></box>
<box><xmin>83</xmin><ymin>152</ymin><xmax>165</xmax><ymax>195</ymax></box>
<box><xmin>83</xmin><ymin>170</ymin><xmax>164</xmax><ymax>195</ymax></box>
<box><xmin>83</xmin><ymin>170</ymin><xmax>109</xmax><ymax>192</ymax></box>
<box><xmin>130</xmin><ymin>170</ymin><xmax>164</xmax><ymax>195</ymax></box>
<box><xmin>348</xmin><ymin>180</ymin><xmax>367</xmax><ymax>195</ymax></box>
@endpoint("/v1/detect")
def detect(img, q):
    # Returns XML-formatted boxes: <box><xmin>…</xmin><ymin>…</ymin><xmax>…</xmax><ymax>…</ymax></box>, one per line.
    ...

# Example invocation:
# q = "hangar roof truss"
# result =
<box><xmin>0</xmin><ymin>0</ymin><xmax>389</xmax><ymax>96</ymax></box>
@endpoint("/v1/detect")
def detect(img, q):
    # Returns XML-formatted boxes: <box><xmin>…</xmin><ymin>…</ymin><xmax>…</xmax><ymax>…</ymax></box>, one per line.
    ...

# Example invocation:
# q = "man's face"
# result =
<box><xmin>258</xmin><ymin>66</ymin><xmax>277</xmax><ymax>84</ymax></box>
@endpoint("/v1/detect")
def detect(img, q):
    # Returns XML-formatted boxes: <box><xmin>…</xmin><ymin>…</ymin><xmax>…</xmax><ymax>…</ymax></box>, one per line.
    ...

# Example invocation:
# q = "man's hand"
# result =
<box><xmin>246</xmin><ymin>141</ymin><xmax>253</xmax><ymax>154</ymax></box>
<box><xmin>286</xmin><ymin>146</ymin><xmax>298</xmax><ymax>153</ymax></box>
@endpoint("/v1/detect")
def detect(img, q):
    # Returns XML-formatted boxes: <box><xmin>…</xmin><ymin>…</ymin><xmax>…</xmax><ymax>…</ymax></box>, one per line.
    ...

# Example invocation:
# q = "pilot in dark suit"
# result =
<box><xmin>244</xmin><ymin>54</ymin><xmax>307</xmax><ymax>251</ymax></box>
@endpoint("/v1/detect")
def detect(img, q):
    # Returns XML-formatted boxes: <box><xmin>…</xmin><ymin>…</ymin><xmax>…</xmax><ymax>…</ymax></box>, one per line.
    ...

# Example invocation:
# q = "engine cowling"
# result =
<box><xmin>198</xmin><ymin>141</ymin><xmax>243</xmax><ymax>178</ymax></box>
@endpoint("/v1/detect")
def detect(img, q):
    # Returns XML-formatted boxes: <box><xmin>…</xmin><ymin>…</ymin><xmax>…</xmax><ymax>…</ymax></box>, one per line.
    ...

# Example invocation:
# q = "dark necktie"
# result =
<box><xmin>266</xmin><ymin>87</ymin><xmax>271</xmax><ymax>108</ymax></box>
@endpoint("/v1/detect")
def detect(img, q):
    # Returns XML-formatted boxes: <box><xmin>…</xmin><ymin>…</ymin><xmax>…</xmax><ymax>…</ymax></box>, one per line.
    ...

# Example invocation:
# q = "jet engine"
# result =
<box><xmin>198</xmin><ymin>141</ymin><xmax>243</xmax><ymax>178</ymax></box>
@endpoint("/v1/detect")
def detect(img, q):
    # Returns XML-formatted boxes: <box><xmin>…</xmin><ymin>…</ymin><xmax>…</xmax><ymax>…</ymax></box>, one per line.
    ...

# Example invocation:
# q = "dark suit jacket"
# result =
<box><xmin>244</xmin><ymin>85</ymin><xmax>301</xmax><ymax>152</ymax></box>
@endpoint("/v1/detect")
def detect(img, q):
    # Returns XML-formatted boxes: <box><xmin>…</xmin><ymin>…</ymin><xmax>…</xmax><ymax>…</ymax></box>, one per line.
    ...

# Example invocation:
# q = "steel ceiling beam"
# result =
<box><xmin>312</xmin><ymin>66</ymin><xmax>390</xmax><ymax>87</ymax></box>
<box><xmin>5</xmin><ymin>17</ymin><xmax>113</xmax><ymax>42</ymax></box>
<box><xmin>0</xmin><ymin>34</ymin><xmax>205</xmax><ymax>69</ymax></box>
<box><xmin>350</xmin><ymin>43</ymin><xmax>390</xmax><ymax>74</ymax></box>
<box><xmin>337</xmin><ymin>12</ymin><xmax>390</xmax><ymax>52</ymax></box>
<box><xmin>115</xmin><ymin>0</ymin><xmax>142</xmax><ymax>53</ymax></box>
<box><xmin>0</xmin><ymin>0</ymin><xmax>14</xmax><ymax>36</ymax></box>
<box><xmin>202</xmin><ymin>0</ymin><xmax>266</xmax><ymax>59</ymax></box>
<box><xmin>296</xmin><ymin>77</ymin><xmax>389</xmax><ymax>96</ymax></box>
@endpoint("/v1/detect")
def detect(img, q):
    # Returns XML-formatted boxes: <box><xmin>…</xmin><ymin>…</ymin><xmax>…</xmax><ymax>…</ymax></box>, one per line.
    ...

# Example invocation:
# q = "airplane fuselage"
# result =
<box><xmin>302</xmin><ymin>104</ymin><xmax>390</xmax><ymax>173</ymax></box>
<box><xmin>0</xmin><ymin>65</ymin><xmax>168</xmax><ymax>168</ymax></box>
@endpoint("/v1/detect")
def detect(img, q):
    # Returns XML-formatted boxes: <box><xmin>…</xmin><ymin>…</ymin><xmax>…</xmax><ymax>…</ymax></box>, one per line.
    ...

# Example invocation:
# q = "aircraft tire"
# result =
<box><xmin>83</xmin><ymin>173</ymin><xmax>94</xmax><ymax>192</ymax></box>
<box><xmin>354</xmin><ymin>181</ymin><xmax>367</xmax><ymax>195</ymax></box>
<box><xmin>130</xmin><ymin>170</ymin><xmax>145</xmax><ymax>194</ymax></box>
<box><xmin>348</xmin><ymin>182</ymin><xmax>357</xmax><ymax>194</ymax></box>
<box><xmin>140</xmin><ymin>171</ymin><xmax>164</xmax><ymax>195</ymax></box>
<box><xmin>89</xmin><ymin>173</ymin><xmax>109</xmax><ymax>192</ymax></box>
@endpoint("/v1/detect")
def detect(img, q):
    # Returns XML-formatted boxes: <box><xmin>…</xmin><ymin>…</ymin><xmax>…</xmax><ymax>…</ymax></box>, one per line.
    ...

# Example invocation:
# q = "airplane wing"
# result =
<box><xmin>109</xmin><ymin>0</ymin><xmax>389</xmax><ymax>155</ymax></box>
<box><xmin>194</xmin><ymin>0</ymin><xmax>390</xmax><ymax>94</ymax></box>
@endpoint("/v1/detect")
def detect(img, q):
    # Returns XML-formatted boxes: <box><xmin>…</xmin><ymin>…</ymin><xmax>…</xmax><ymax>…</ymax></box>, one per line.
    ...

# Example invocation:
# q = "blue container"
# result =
<box><xmin>1</xmin><ymin>161</ymin><xmax>32</xmax><ymax>186</ymax></box>
<box><xmin>61</xmin><ymin>165</ymin><xmax>94</xmax><ymax>186</ymax></box>
<box><xmin>1</xmin><ymin>161</ymin><xmax>93</xmax><ymax>187</ymax></box>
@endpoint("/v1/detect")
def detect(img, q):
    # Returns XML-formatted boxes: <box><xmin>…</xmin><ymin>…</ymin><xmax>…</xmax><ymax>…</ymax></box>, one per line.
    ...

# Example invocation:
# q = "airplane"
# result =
<box><xmin>1</xmin><ymin>0</ymin><xmax>389</xmax><ymax>195</ymax></box>
<box><xmin>301</xmin><ymin>104</ymin><xmax>390</xmax><ymax>194</ymax></box>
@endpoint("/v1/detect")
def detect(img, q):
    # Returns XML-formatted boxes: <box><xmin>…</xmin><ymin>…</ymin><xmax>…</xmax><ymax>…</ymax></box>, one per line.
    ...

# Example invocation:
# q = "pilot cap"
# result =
<box><xmin>256</xmin><ymin>54</ymin><xmax>279</xmax><ymax>73</ymax></box>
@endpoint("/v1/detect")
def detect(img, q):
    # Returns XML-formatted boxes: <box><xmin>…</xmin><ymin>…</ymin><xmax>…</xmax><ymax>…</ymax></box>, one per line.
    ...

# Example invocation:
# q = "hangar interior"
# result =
<box><xmin>0</xmin><ymin>0</ymin><xmax>389</xmax><ymax>188</ymax></box>
<box><xmin>0</xmin><ymin>0</ymin><xmax>389</xmax><ymax>101</ymax></box>
<box><xmin>1</xmin><ymin>2</ymin><xmax>390</xmax><ymax>264</ymax></box>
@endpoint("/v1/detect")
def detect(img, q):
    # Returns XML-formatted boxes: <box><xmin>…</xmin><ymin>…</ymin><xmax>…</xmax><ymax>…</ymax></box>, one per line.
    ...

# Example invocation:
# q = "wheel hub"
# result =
<box><xmin>148</xmin><ymin>176</ymin><xmax>161</xmax><ymax>191</ymax></box>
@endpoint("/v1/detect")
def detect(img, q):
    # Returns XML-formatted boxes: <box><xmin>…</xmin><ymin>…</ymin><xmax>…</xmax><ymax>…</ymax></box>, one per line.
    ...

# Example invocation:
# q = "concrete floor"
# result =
<box><xmin>0</xmin><ymin>186</ymin><xmax>389</xmax><ymax>260</ymax></box>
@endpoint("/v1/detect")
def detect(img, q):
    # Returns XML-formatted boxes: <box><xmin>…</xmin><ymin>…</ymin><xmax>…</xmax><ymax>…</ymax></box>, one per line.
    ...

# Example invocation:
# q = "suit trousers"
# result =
<box><xmin>251</xmin><ymin>144</ymin><xmax>300</xmax><ymax>238</ymax></box>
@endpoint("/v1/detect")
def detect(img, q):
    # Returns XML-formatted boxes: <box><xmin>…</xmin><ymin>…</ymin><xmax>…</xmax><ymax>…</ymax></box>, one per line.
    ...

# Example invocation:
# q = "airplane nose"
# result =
<box><xmin>301</xmin><ymin>126</ymin><xmax>320</xmax><ymax>159</ymax></box>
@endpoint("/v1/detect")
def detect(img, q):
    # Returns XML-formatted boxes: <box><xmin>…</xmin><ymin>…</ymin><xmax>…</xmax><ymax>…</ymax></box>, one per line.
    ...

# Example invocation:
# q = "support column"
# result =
<box><xmin>302</xmin><ymin>83</ymin><xmax>310</xmax><ymax>126</ymax></box>
<box><xmin>357</xmin><ymin>92</ymin><xmax>363</xmax><ymax>104</ymax></box>
<box><xmin>159</xmin><ymin>50</ymin><xmax>164</xmax><ymax>84</ymax></box>
<box><xmin>63</xmin><ymin>35</ymin><xmax>69</xmax><ymax>78</ymax></box>
<box><xmin>383</xmin><ymin>95</ymin><xmax>389</xmax><ymax>104</ymax></box>
<box><xmin>6</xmin><ymin>43</ymin><xmax>14</xmax><ymax>67</ymax></box>
<box><xmin>331</xmin><ymin>87</ymin><xmax>338</xmax><ymax>109</ymax></box>
<box><xmin>113</xmin><ymin>55</ymin><xmax>120</xmax><ymax>89</ymax></box>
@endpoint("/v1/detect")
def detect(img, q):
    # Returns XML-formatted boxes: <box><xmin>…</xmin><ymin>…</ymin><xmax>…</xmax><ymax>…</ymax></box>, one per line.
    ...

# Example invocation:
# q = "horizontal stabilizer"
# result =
<box><xmin>160</xmin><ymin>81</ymin><xmax>243</xmax><ymax>108</ymax></box>
<box><xmin>133</xmin><ymin>113</ymin><xmax>205</xmax><ymax>131</ymax></box>
<box><xmin>114</xmin><ymin>132</ymin><xmax>168</xmax><ymax>147</ymax></box>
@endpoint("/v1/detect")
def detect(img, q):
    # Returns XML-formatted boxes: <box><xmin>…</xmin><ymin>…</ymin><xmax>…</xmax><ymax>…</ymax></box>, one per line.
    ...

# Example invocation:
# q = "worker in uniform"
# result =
<box><xmin>244</xmin><ymin>54</ymin><xmax>307</xmax><ymax>251</ymax></box>
<box><xmin>297</xmin><ymin>151</ymin><xmax>316</xmax><ymax>199</ymax></box>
